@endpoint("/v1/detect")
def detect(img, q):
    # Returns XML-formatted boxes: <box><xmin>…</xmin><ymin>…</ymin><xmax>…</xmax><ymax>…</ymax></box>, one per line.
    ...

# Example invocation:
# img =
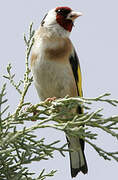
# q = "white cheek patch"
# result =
<box><xmin>44</xmin><ymin>9</ymin><xmax>57</xmax><ymax>27</ymax></box>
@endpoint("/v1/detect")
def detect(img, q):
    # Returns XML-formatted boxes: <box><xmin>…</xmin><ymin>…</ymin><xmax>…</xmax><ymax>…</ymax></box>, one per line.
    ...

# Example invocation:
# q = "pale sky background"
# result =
<box><xmin>0</xmin><ymin>0</ymin><xmax>118</xmax><ymax>180</ymax></box>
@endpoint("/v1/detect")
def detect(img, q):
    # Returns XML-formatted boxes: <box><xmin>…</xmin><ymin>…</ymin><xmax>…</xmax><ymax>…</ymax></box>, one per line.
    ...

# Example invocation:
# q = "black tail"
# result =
<box><xmin>67</xmin><ymin>136</ymin><xmax>88</xmax><ymax>178</ymax></box>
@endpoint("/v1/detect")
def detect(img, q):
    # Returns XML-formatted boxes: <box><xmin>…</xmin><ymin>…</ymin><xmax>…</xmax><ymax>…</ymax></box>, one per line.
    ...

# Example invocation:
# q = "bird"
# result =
<box><xmin>31</xmin><ymin>6</ymin><xmax>88</xmax><ymax>178</ymax></box>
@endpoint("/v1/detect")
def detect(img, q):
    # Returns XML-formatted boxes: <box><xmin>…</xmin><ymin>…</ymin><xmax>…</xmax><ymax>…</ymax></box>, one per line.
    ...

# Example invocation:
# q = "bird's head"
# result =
<box><xmin>41</xmin><ymin>7</ymin><xmax>82</xmax><ymax>37</ymax></box>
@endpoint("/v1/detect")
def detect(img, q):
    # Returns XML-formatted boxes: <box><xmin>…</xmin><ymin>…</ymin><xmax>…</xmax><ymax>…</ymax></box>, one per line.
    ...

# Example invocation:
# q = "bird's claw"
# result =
<box><xmin>45</xmin><ymin>97</ymin><xmax>56</xmax><ymax>102</ymax></box>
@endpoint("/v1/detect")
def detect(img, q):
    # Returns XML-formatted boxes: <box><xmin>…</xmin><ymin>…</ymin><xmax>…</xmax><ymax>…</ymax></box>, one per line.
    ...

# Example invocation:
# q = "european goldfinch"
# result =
<box><xmin>31</xmin><ymin>6</ymin><xmax>88</xmax><ymax>178</ymax></box>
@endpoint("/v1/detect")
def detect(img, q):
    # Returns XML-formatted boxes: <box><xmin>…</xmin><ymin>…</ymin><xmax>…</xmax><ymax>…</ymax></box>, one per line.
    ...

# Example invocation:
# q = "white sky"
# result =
<box><xmin>0</xmin><ymin>0</ymin><xmax>118</xmax><ymax>180</ymax></box>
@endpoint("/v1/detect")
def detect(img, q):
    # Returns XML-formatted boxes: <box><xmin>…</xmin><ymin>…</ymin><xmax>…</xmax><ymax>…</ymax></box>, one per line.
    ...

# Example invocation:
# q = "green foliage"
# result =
<box><xmin>0</xmin><ymin>23</ymin><xmax>118</xmax><ymax>179</ymax></box>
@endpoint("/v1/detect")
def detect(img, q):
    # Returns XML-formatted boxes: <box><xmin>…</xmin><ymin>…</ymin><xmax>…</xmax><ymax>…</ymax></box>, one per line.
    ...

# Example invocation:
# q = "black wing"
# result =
<box><xmin>69</xmin><ymin>49</ymin><xmax>88</xmax><ymax>177</ymax></box>
<box><xmin>69</xmin><ymin>49</ymin><xmax>83</xmax><ymax>114</ymax></box>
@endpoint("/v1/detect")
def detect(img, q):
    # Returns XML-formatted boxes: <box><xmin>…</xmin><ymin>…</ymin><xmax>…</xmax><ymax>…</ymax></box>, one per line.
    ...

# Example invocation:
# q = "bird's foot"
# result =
<box><xmin>45</xmin><ymin>97</ymin><xmax>56</xmax><ymax>102</ymax></box>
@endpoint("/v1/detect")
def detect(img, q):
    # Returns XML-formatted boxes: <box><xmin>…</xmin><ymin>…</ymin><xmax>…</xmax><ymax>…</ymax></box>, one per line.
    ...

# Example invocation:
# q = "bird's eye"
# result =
<box><xmin>56</xmin><ymin>9</ymin><xmax>63</xmax><ymax>14</ymax></box>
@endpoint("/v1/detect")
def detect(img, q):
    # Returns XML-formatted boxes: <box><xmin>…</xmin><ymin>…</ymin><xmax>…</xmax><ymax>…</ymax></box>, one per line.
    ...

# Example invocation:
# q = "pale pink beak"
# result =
<box><xmin>67</xmin><ymin>11</ymin><xmax>83</xmax><ymax>20</ymax></box>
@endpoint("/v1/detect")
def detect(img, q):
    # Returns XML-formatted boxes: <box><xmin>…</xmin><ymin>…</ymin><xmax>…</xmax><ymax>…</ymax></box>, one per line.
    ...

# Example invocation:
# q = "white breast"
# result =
<box><xmin>31</xmin><ymin>32</ymin><xmax>77</xmax><ymax>100</ymax></box>
<box><xmin>32</xmin><ymin>56</ymin><xmax>76</xmax><ymax>101</ymax></box>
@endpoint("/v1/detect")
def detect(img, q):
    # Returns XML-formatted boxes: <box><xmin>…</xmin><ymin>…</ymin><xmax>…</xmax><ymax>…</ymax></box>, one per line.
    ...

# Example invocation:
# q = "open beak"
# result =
<box><xmin>67</xmin><ymin>11</ymin><xmax>83</xmax><ymax>21</ymax></box>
